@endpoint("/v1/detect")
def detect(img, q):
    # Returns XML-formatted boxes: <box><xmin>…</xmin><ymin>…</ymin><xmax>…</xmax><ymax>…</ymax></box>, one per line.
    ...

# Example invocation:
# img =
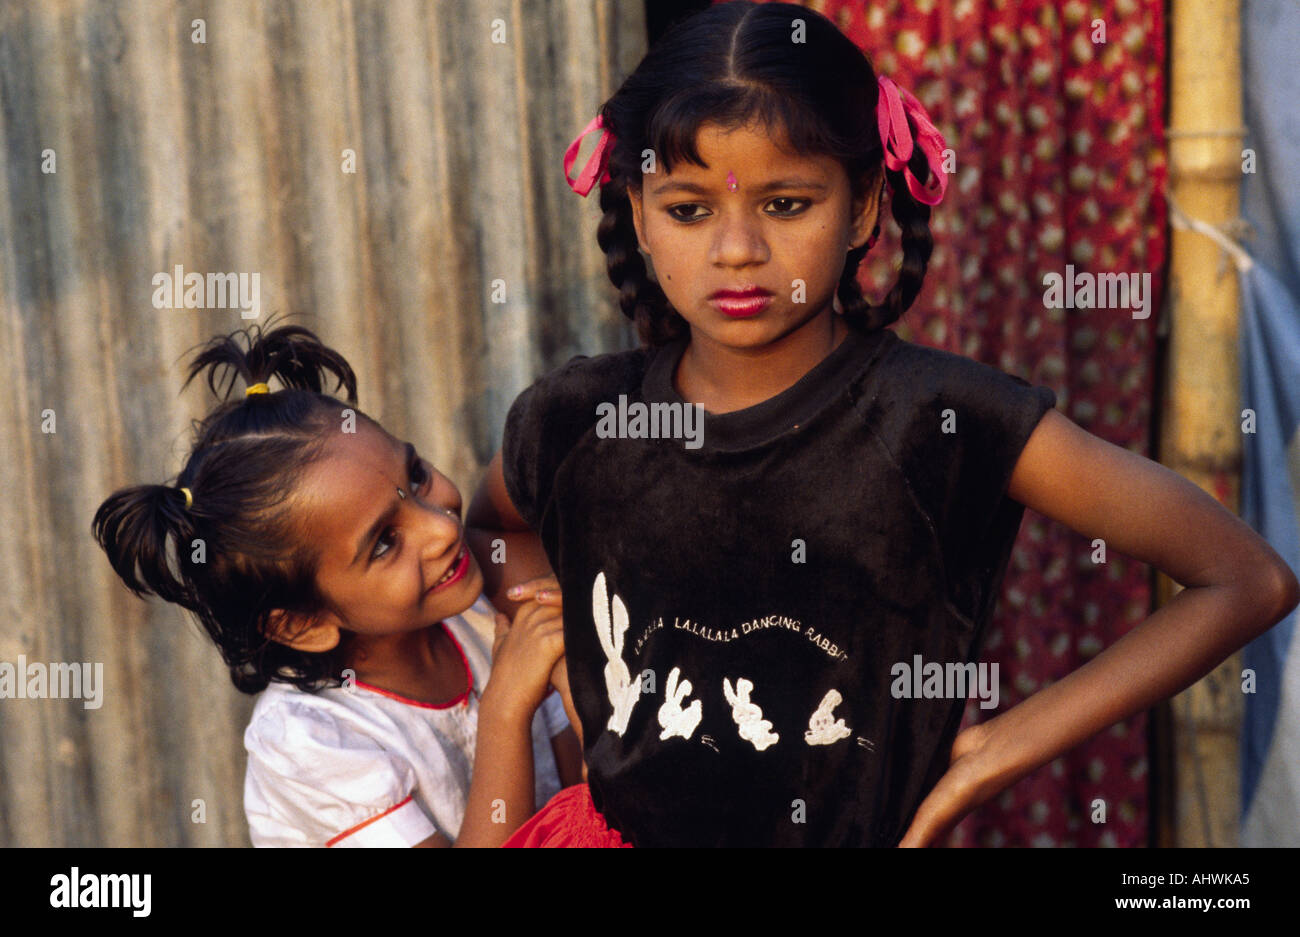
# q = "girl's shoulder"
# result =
<box><xmin>502</xmin><ymin>345</ymin><xmax>662</xmax><ymax>527</ymax></box>
<box><xmin>510</xmin><ymin>344</ymin><xmax>659</xmax><ymax>422</ymax></box>
<box><xmin>862</xmin><ymin>330</ymin><xmax>1057</xmax><ymax>436</ymax></box>
<box><xmin>874</xmin><ymin>330</ymin><xmax>1043</xmax><ymax>393</ymax></box>
<box><xmin>859</xmin><ymin>333</ymin><xmax>1057</xmax><ymax>544</ymax></box>
<box><xmin>243</xmin><ymin>683</ymin><xmax>372</xmax><ymax>787</ymax></box>
<box><xmin>244</xmin><ymin>680</ymin><xmax>372</xmax><ymax>750</ymax></box>
<box><xmin>244</xmin><ymin>674</ymin><xmax>447</xmax><ymax>788</ymax></box>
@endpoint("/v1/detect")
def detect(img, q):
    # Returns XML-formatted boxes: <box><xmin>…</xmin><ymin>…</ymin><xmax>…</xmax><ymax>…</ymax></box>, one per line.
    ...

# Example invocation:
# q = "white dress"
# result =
<box><xmin>243</xmin><ymin>594</ymin><xmax>570</xmax><ymax>847</ymax></box>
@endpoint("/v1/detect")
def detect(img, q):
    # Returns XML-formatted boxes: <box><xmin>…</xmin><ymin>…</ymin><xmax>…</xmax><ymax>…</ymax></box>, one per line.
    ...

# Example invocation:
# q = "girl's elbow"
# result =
<box><xmin>1268</xmin><ymin>561</ymin><xmax>1300</xmax><ymax>621</ymax></box>
<box><xmin>1242</xmin><ymin>559</ymin><xmax>1300</xmax><ymax>632</ymax></box>
<box><xmin>1218</xmin><ymin>529</ymin><xmax>1300</xmax><ymax>627</ymax></box>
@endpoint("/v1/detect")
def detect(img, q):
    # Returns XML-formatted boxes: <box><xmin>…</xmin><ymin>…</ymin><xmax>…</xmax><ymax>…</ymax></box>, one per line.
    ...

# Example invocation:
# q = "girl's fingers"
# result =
<box><xmin>525</xmin><ymin>613</ymin><xmax>565</xmax><ymax>641</ymax></box>
<box><xmin>505</xmin><ymin>576</ymin><xmax>561</xmax><ymax>603</ymax></box>
<box><xmin>508</xmin><ymin>605</ymin><xmax>564</xmax><ymax>647</ymax></box>
<box><xmin>526</xmin><ymin>616</ymin><xmax>566</xmax><ymax>657</ymax></box>
<box><xmin>512</xmin><ymin>600</ymin><xmax>565</xmax><ymax>634</ymax></box>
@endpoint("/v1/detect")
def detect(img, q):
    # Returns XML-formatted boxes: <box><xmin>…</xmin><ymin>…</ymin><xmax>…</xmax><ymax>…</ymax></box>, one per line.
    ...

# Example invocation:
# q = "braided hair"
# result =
<box><xmin>92</xmin><ymin>319</ymin><xmax>366</xmax><ymax>694</ymax></box>
<box><xmin>596</xmin><ymin>1</ymin><xmax>935</xmax><ymax>346</ymax></box>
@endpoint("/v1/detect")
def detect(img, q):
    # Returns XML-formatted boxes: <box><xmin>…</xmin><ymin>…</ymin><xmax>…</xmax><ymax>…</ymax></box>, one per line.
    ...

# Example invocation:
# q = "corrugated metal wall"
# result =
<box><xmin>0</xmin><ymin>0</ymin><xmax>644</xmax><ymax>846</ymax></box>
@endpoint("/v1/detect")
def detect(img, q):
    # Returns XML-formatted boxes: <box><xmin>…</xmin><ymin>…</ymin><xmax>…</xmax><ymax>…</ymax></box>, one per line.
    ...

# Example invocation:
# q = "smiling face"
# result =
<box><xmin>628</xmin><ymin>120</ymin><xmax>881</xmax><ymax>353</ymax></box>
<box><xmin>274</xmin><ymin>419</ymin><xmax>484</xmax><ymax>649</ymax></box>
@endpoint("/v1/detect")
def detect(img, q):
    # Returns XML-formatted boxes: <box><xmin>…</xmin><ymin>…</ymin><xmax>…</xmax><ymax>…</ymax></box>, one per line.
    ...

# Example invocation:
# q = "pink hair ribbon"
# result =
<box><xmin>876</xmin><ymin>76</ymin><xmax>948</xmax><ymax>206</ymax></box>
<box><xmin>564</xmin><ymin>114</ymin><xmax>615</xmax><ymax>197</ymax></box>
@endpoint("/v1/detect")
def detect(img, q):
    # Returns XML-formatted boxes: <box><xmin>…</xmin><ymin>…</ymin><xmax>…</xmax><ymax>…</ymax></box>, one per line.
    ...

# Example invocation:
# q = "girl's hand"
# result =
<box><xmin>483</xmin><ymin>599</ymin><xmax>564</xmax><ymax>723</ymax></box>
<box><xmin>506</xmin><ymin>576</ymin><xmax>566</xmax><ymax>688</ymax></box>
<box><xmin>456</xmin><ymin>601</ymin><xmax>562</xmax><ymax>847</ymax></box>
<box><xmin>502</xmin><ymin>575</ymin><xmax>584</xmax><ymax>762</ymax></box>
<box><xmin>897</xmin><ymin>722</ymin><xmax>994</xmax><ymax>847</ymax></box>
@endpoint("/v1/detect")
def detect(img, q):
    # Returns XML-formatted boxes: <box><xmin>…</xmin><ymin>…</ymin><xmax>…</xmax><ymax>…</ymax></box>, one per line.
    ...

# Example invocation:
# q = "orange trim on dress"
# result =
<box><xmin>326</xmin><ymin>794</ymin><xmax>415</xmax><ymax>847</ymax></box>
<box><xmin>353</xmin><ymin>622</ymin><xmax>475</xmax><ymax>710</ymax></box>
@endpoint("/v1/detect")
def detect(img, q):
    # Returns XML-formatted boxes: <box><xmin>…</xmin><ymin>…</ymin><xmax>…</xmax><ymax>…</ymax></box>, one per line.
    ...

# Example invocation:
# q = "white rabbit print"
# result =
<box><xmin>722</xmin><ymin>677</ymin><xmax>780</xmax><ymax>751</ymax></box>
<box><xmin>658</xmin><ymin>666</ymin><xmax>702</xmax><ymax>741</ymax></box>
<box><xmin>804</xmin><ymin>689</ymin><xmax>852</xmax><ymax>746</ymax></box>
<box><xmin>593</xmin><ymin>572</ymin><xmax>641</xmax><ymax>736</ymax></box>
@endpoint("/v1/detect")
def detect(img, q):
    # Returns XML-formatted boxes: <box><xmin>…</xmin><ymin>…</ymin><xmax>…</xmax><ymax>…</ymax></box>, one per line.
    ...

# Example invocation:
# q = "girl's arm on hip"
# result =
<box><xmin>903</xmin><ymin>408</ymin><xmax>1299</xmax><ymax>845</ymax></box>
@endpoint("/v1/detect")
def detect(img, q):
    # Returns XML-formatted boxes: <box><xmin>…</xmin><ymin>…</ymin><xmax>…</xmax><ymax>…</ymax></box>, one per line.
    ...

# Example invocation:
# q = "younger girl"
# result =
<box><xmin>93</xmin><ymin>322</ymin><xmax>581</xmax><ymax>847</ymax></box>
<box><xmin>469</xmin><ymin>1</ymin><xmax>1299</xmax><ymax>847</ymax></box>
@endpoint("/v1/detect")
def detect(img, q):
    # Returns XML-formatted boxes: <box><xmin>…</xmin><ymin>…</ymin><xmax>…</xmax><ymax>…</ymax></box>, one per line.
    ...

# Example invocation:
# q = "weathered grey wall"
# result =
<box><xmin>0</xmin><ymin>0</ymin><xmax>644</xmax><ymax>846</ymax></box>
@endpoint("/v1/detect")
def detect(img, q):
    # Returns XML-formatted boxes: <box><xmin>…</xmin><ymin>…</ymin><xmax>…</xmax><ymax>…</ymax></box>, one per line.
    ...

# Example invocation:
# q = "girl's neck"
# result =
<box><xmin>343</xmin><ymin>625</ymin><xmax>469</xmax><ymax>705</ymax></box>
<box><xmin>675</xmin><ymin>309</ymin><xmax>848</xmax><ymax>414</ymax></box>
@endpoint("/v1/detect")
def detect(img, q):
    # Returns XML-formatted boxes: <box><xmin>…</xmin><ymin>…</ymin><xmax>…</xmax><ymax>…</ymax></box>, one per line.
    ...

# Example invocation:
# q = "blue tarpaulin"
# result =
<box><xmin>1239</xmin><ymin>0</ymin><xmax>1300</xmax><ymax>847</ymax></box>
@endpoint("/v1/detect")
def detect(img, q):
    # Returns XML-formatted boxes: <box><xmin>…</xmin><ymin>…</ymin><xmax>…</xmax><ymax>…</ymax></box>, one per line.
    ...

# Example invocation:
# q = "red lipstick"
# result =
<box><xmin>709</xmin><ymin>286</ymin><xmax>773</xmax><ymax>318</ymax></box>
<box><xmin>427</xmin><ymin>544</ymin><xmax>470</xmax><ymax>596</ymax></box>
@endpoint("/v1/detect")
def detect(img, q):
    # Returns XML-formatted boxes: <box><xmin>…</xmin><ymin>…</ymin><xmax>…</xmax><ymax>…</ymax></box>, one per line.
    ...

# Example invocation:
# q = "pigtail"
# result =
<box><xmin>182</xmin><ymin>320</ymin><xmax>358</xmax><ymax>405</ymax></box>
<box><xmin>91</xmin><ymin>483</ymin><xmax>201</xmax><ymax>611</ymax></box>
<box><xmin>597</xmin><ymin>170</ymin><xmax>687</xmax><ymax>347</ymax></box>
<box><xmin>840</xmin><ymin>139</ymin><xmax>935</xmax><ymax>332</ymax></box>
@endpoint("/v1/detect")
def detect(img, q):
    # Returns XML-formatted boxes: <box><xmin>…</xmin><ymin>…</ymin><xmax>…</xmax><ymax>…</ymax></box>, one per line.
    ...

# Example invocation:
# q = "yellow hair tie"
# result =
<box><xmin>245</xmin><ymin>382</ymin><xmax>271</xmax><ymax>396</ymax></box>
<box><xmin>179</xmin><ymin>487</ymin><xmax>193</xmax><ymax>510</ymax></box>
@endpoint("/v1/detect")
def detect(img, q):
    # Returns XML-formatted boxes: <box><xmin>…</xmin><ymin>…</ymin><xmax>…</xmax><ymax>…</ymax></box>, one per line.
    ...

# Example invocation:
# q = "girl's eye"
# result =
<box><xmin>766</xmin><ymin>197</ymin><xmax>810</xmax><ymax>216</ymax></box>
<box><xmin>372</xmin><ymin>528</ymin><xmax>398</xmax><ymax>562</ymax></box>
<box><xmin>371</xmin><ymin>458</ymin><xmax>433</xmax><ymax>562</ymax></box>
<box><xmin>667</xmin><ymin>203</ymin><xmax>710</xmax><ymax>222</ymax></box>
<box><xmin>410</xmin><ymin>458</ymin><xmax>432</xmax><ymax>491</ymax></box>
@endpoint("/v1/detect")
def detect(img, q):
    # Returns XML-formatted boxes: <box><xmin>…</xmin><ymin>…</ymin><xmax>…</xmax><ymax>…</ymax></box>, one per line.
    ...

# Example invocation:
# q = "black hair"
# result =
<box><xmin>92</xmin><ymin>318</ymin><xmax>367</xmax><ymax>694</ymax></box>
<box><xmin>596</xmin><ymin>1</ymin><xmax>936</xmax><ymax>346</ymax></box>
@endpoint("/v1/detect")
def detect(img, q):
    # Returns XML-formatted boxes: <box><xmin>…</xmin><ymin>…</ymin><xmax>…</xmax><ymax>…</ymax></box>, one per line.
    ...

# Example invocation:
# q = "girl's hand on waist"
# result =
<box><xmin>896</xmin><ymin>722</ymin><xmax>995</xmax><ymax>848</ymax></box>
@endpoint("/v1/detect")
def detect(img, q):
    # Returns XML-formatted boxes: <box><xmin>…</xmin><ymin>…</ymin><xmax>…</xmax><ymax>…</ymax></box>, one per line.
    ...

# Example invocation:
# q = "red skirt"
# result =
<box><xmin>503</xmin><ymin>783</ymin><xmax>632</xmax><ymax>848</ymax></box>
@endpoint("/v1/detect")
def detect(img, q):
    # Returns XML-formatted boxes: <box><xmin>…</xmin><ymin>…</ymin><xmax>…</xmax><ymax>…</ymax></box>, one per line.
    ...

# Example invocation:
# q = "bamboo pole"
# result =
<box><xmin>1159</xmin><ymin>0</ymin><xmax>1247</xmax><ymax>847</ymax></box>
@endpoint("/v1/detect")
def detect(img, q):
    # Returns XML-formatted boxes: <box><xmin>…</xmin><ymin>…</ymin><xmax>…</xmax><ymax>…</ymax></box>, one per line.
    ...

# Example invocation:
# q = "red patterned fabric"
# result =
<box><xmin>726</xmin><ymin>0</ymin><xmax>1166</xmax><ymax>847</ymax></box>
